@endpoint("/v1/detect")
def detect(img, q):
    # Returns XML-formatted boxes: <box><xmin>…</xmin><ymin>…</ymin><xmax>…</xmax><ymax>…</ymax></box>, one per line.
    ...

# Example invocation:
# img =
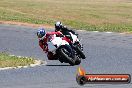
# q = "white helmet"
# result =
<box><xmin>55</xmin><ymin>21</ymin><xmax>63</xmax><ymax>31</ymax></box>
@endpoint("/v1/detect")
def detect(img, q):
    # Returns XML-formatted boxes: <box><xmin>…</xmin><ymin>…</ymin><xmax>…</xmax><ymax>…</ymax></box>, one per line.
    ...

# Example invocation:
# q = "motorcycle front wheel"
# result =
<box><xmin>59</xmin><ymin>46</ymin><xmax>75</xmax><ymax>66</ymax></box>
<box><xmin>75</xmin><ymin>45</ymin><xmax>86</xmax><ymax>59</ymax></box>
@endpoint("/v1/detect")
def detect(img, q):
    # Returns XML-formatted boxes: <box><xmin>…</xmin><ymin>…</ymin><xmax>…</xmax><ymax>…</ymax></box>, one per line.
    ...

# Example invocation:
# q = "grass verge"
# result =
<box><xmin>0</xmin><ymin>0</ymin><xmax>132</xmax><ymax>32</ymax></box>
<box><xmin>0</xmin><ymin>53</ymin><xmax>35</xmax><ymax>68</ymax></box>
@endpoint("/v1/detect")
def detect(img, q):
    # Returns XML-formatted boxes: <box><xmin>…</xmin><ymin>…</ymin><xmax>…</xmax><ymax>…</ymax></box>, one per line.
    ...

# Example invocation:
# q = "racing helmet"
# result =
<box><xmin>55</xmin><ymin>21</ymin><xmax>63</xmax><ymax>31</ymax></box>
<box><xmin>37</xmin><ymin>28</ymin><xmax>46</xmax><ymax>40</ymax></box>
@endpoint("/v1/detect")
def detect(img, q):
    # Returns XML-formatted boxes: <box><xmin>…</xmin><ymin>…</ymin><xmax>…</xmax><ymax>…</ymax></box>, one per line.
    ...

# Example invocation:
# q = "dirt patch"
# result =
<box><xmin>0</xmin><ymin>21</ymin><xmax>54</xmax><ymax>29</ymax></box>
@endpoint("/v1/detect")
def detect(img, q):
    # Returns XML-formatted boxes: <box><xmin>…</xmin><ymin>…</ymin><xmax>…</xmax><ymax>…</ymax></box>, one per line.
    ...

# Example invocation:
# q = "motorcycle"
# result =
<box><xmin>46</xmin><ymin>34</ymin><xmax>81</xmax><ymax>66</ymax></box>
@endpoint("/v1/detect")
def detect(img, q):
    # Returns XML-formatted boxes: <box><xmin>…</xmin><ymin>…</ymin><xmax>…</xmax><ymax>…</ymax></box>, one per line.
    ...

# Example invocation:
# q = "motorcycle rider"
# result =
<box><xmin>55</xmin><ymin>22</ymin><xmax>85</xmax><ymax>59</ymax></box>
<box><xmin>37</xmin><ymin>28</ymin><xmax>63</xmax><ymax>59</ymax></box>
<box><xmin>37</xmin><ymin>27</ymin><xmax>79</xmax><ymax>61</ymax></box>
<box><xmin>55</xmin><ymin>21</ymin><xmax>77</xmax><ymax>42</ymax></box>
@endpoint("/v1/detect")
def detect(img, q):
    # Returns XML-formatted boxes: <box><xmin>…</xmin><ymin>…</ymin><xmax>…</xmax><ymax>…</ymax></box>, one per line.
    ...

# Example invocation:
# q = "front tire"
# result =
<box><xmin>59</xmin><ymin>47</ymin><xmax>75</xmax><ymax>66</ymax></box>
<box><xmin>75</xmin><ymin>46</ymin><xmax>86</xmax><ymax>59</ymax></box>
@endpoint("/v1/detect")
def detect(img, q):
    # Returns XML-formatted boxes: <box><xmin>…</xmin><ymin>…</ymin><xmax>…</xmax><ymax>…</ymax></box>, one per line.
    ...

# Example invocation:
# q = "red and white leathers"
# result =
<box><xmin>38</xmin><ymin>31</ymin><xmax>62</xmax><ymax>53</ymax></box>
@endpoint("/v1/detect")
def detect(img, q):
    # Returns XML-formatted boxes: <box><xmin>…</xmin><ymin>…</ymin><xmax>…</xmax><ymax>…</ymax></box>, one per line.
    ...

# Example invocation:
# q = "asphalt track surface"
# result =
<box><xmin>0</xmin><ymin>24</ymin><xmax>132</xmax><ymax>88</ymax></box>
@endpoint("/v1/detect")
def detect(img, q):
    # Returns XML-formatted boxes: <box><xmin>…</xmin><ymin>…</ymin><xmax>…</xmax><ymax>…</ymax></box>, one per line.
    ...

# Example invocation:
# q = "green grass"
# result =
<box><xmin>0</xmin><ymin>53</ymin><xmax>35</xmax><ymax>68</ymax></box>
<box><xmin>0</xmin><ymin>0</ymin><xmax>132</xmax><ymax>32</ymax></box>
